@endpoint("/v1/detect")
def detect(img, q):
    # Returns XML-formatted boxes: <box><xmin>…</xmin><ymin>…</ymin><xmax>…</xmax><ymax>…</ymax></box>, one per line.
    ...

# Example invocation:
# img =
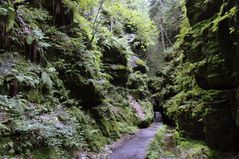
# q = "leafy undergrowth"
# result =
<box><xmin>147</xmin><ymin>126</ymin><xmax>219</xmax><ymax>159</ymax></box>
<box><xmin>0</xmin><ymin>0</ymin><xmax>157</xmax><ymax>157</ymax></box>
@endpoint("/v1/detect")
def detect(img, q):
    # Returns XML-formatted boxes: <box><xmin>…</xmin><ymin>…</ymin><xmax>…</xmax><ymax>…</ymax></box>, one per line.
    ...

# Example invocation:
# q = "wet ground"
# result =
<box><xmin>109</xmin><ymin>123</ymin><xmax>162</xmax><ymax>159</ymax></box>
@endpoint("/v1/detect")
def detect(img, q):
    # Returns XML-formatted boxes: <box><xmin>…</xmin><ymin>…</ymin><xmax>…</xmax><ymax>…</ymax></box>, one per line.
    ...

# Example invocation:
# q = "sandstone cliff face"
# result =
<box><xmin>0</xmin><ymin>1</ymin><xmax>155</xmax><ymax>157</ymax></box>
<box><xmin>182</xmin><ymin>0</ymin><xmax>239</xmax><ymax>151</ymax></box>
<box><xmin>153</xmin><ymin>0</ymin><xmax>239</xmax><ymax>152</ymax></box>
<box><xmin>185</xmin><ymin>0</ymin><xmax>239</xmax><ymax>90</ymax></box>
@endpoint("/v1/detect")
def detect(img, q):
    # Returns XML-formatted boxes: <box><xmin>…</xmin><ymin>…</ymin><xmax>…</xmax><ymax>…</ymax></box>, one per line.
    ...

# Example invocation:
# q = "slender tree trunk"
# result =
<box><xmin>87</xmin><ymin>0</ymin><xmax>105</xmax><ymax>49</ymax></box>
<box><xmin>110</xmin><ymin>18</ymin><xmax>114</xmax><ymax>32</ymax></box>
<box><xmin>10</xmin><ymin>80</ymin><xmax>18</xmax><ymax>97</ymax></box>
<box><xmin>160</xmin><ymin>24</ymin><xmax>165</xmax><ymax>51</ymax></box>
<box><xmin>159</xmin><ymin>0</ymin><xmax>165</xmax><ymax>51</ymax></box>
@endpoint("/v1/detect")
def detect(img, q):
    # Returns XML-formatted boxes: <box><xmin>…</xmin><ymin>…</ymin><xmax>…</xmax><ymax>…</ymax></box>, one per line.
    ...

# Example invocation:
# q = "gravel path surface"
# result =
<box><xmin>109</xmin><ymin>123</ymin><xmax>162</xmax><ymax>159</ymax></box>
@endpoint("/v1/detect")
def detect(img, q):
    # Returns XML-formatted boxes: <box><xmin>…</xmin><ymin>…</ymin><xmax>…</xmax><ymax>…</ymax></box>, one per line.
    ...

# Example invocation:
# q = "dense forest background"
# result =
<box><xmin>0</xmin><ymin>0</ymin><xmax>239</xmax><ymax>158</ymax></box>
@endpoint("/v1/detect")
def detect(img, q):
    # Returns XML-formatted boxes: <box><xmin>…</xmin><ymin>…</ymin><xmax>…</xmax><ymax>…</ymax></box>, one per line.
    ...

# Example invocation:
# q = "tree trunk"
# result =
<box><xmin>87</xmin><ymin>0</ymin><xmax>105</xmax><ymax>49</ymax></box>
<box><xmin>160</xmin><ymin>24</ymin><xmax>165</xmax><ymax>51</ymax></box>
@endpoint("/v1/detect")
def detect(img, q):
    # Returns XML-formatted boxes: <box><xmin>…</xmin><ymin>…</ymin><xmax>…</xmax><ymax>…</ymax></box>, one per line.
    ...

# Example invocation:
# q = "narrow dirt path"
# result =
<box><xmin>109</xmin><ymin>123</ymin><xmax>162</xmax><ymax>159</ymax></box>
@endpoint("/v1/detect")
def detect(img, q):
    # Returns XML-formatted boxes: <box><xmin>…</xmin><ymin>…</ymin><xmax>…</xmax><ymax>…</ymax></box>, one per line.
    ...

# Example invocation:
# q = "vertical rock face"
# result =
<box><xmin>185</xmin><ymin>0</ymin><xmax>223</xmax><ymax>26</ymax></box>
<box><xmin>182</xmin><ymin>0</ymin><xmax>239</xmax><ymax>151</ymax></box>
<box><xmin>0</xmin><ymin>0</ymin><xmax>155</xmax><ymax>157</ymax></box>
<box><xmin>201</xmin><ymin>90</ymin><xmax>239</xmax><ymax>151</ymax></box>
<box><xmin>185</xmin><ymin>0</ymin><xmax>239</xmax><ymax>89</ymax></box>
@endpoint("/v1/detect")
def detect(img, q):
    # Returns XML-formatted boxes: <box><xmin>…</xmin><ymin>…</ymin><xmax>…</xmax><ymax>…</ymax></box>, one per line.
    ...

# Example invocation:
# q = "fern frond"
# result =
<box><xmin>6</xmin><ymin>6</ymin><xmax>16</xmax><ymax>32</ymax></box>
<box><xmin>41</xmin><ymin>71</ymin><xmax>53</xmax><ymax>89</ymax></box>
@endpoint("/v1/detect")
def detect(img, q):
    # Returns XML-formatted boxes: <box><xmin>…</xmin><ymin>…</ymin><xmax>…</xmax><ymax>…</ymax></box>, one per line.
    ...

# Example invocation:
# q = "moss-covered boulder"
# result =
<box><xmin>101</xmin><ymin>37</ymin><xmax>129</xmax><ymax>66</ymax></box>
<box><xmin>128</xmin><ymin>95</ymin><xmax>153</xmax><ymax>128</ymax></box>
<box><xmin>129</xmin><ymin>56</ymin><xmax>148</xmax><ymax>73</ymax></box>
<box><xmin>104</xmin><ymin>64</ymin><xmax>130</xmax><ymax>86</ymax></box>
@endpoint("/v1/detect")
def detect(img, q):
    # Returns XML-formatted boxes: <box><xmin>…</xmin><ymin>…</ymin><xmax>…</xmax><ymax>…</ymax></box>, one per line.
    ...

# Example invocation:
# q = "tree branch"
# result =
<box><xmin>86</xmin><ymin>0</ymin><xmax>105</xmax><ymax>49</ymax></box>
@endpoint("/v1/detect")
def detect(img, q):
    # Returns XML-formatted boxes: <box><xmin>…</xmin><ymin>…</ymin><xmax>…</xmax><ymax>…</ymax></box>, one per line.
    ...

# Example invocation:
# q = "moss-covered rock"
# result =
<box><xmin>185</xmin><ymin>0</ymin><xmax>222</xmax><ymax>26</ymax></box>
<box><xmin>104</xmin><ymin>64</ymin><xmax>130</xmax><ymax>86</ymax></box>
<box><xmin>164</xmin><ymin>0</ymin><xmax>239</xmax><ymax>152</ymax></box>
<box><xmin>129</xmin><ymin>56</ymin><xmax>148</xmax><ymax>73</ymax></box>
<box><xmin>0</xmin><ymin>0</ymin><xmax>156</xmax><ymax>157</ymax></box>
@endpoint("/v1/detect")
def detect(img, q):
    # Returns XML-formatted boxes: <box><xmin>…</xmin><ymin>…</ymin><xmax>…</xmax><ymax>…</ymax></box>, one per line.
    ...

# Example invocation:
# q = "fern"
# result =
<box><xmin>15</xmin><ymin>74</ymin><xmax>39</xmax><ymax>88</ymax></box>
<box><xmin>6</xmin><ymin>6</ymin><xmax>15</xmax><ymax>32</ymax></box>
<box><xmin>0</xmin><ymin>123</ymin><xmax>9</xmax><ymax>131</ymax></box>
<box><xmin>41</xmin><ymin>71</ymin><xmax>53</xmax><ymax>89</ymax></box>
<box><xmin>0</xmin><ymin>1</ymin><xmax>16</xmax><ymax>32</ymax></box>
<box><xmin>0</xmin><ymin>7</ymin><xmax>8</xmax><ymax>16</ymax></box>
<box><xmin>212</xmin><ymin>5</ymin><xmax>238</xmax><ymax>32</ymax></box>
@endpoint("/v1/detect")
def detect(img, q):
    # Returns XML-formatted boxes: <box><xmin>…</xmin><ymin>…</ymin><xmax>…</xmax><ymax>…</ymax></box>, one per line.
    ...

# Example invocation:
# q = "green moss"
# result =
<box><xmin>138</xmin><ymin>101</ymin><xmax>154</xmax><ymax>127</ymax></box>
<box><xmin>84</xmin><ymin>125</ymin><xmax>107</xmax><ymax>152</ymax></box>
<box><xmin>30</xmin><ymin>148</ymin><xmax>62</xmax><ymax>159</ymax></box>
<box><xmin>147</xmin><ymin>127</ymin><xmax>218</xmax><ymax>159</ymax></box>
<box><xmin>98</xmin><ymin>118</ymin><xmax>121</xmax><ymax>139</ymax></box>
<box><xmin>95</xmin><ymin>105</ymin><xmax>137</xmax><ymax>141</ymax></box>
<box><xmin>191</xmin><ymin>102</ymin><xmax>205</xmax><ymax>117</ymax></box>
<box><xmin>0</xmin><ymin>0</ymin><xmax>155</xmax><ymax>157</ymax></box>
<box><xmin>0</xmin><ymin>137</ymin><xmax>12</xmax><ymax>156</ymax></box>
<box><xmin>147</xmin><ymin>125</ymin><xmax>167</xmax><ymax>159</ymax></box>
<box><xmin>201</xmin><ymin>89</ymin><xmax>222</xmax><ymax>102</ymax></box>
<box><xmin>109</xmin><ymin>65</ymin><xmax>128</xmax><ymax>70</ymax></box>
<box><xmin>174</xmin><ymin>131</ymin><xmax>219</xmax><ymax>158</ymax></box>
<box><xmin>135</xmin><ymin>59</ymin><xmax>145</xmax><ymax>66</ymax></box>
<box><xmin>26</xmin><ymin>89</ymin><xmax>44</xmax><ymax>103</ymax></box>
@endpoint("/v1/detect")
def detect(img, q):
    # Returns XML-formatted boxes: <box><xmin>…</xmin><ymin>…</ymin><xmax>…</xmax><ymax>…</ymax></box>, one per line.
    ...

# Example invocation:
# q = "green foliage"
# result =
<box><xmin>162</xmin><ymin>57</ymin><xmax>218</xmax><ymax>121</ymax></box>
<box><xmin>148</xmin><ymin>127</ymin><xmax>218</xmax><ymax>159</ymax></box>
<box><xmin>175</xmin><ymin>0</ymin><xmax>191</xmax><ymax>45</ymax></box>
<box><xmin>20</xmin><ymin>7</ymin><xmax>51</xmax><ymax>27</ymax></box>
<box><xmin>150</xmin><ymin>0</ymin><xmax>182</xmax><ymax>38</ymax></box>
<box><xmin>0</xmin><ymin>1</ymin><xmax>16</xmax><ymax>32</ymax></box>
<box><xmin>0</xmin><ymin>7</ymin><xmax>8</xmax><ymax>16</ymax></box>
<box><xmin>0</xmin><ymin>95</ymin><xmax>27</xmax><ymax>115</ymax></box>
<box><xmin>138</xmin><ymin>101</ymin><xmax>154</xmax><ymax>126</ymax></box>
<box><xmin>173</xmin><ymin>132</ymin><xmax>218</xmax><ymax>158</ymax></box>
<box><xmin>0</xmin><ymin>101</ymin><xmax>88</xmax><ymax>157</ymax></box>
<box><xmin>212</xmin><ymin>5</ymin><xmax>238</xmax><ymax>32</ymax></box>
<box><xmin>67</xmin><ymin>106</ymin><xmax>107</xmax><ymax>151</ymax></box>
<box><xmin>148</xmin><ymin>0</ymin><xmax>183</xmax><ymax>67</ymax></box>
<box><xmin>106</xmin><ymin>1</ymin><xmax>158</xmax><ymax>47</ymax></box>
<box><xmin>30</xmin><ymin>148</ymin><xmax>62</xmax><ymax>159</ymax></box>
<box><xmin>0</xmin><ymin>0</ymin><xmax>156</xmax><ymax>157</ymax></box>
<box><xmin>147</xmin><ymin>125</ymin><xmax>167</xmax><ymax>159</ymax></box>
<box><xmin>0</xmin><ymin>123</ymin><xmax>10</xmax><ymax>133</ymax></box>
<box><xmin>41</xmin><ymin>71</ymin><xmax>53</xmax><ymax>89</ymax></box>
<box><xmin>128</xmin><ymin>72</ymin><xmax>149</xmax><ymax>90</ymax></box>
